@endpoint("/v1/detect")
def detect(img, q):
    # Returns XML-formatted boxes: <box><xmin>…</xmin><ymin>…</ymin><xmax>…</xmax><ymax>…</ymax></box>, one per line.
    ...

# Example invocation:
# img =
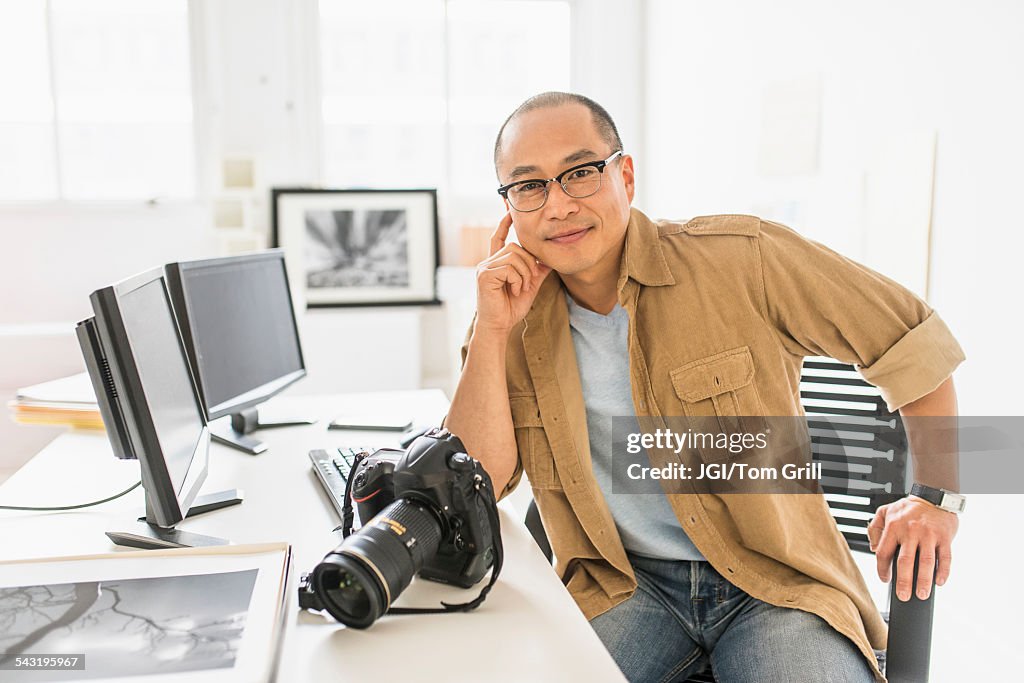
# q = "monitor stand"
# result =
<box><xmin>210</xmin><ymin>407</ymin><xmax>317</xmax><ymax>455</ymax></box>
<box><xmin>105</xmin><ymin>488</ymin><xmax>244</xmax><ymax>550</ymax></box>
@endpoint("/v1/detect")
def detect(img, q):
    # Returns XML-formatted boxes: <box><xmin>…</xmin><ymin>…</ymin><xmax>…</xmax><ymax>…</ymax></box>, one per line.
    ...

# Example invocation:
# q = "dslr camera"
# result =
<box><xmin>299</xmin><ymin>428</ymin><xmax>502</xmax><ymax>628</ymax></box>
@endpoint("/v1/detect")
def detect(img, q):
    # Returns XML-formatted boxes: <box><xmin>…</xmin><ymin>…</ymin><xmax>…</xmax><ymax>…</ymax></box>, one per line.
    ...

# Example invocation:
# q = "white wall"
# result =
<box><xmin>0</xmin><ymin>203</ymin><xmax>217</xmax><ymax>325</ymax></box>
<box><xmin>645</xmin><ymin>0</ymin><xmax>1024</xmax><ymax>415</ymax></box>
<box><xmin>570</xmin><ymin>0</ymin><xmax>648</xmax><ymax>206</ymax></box>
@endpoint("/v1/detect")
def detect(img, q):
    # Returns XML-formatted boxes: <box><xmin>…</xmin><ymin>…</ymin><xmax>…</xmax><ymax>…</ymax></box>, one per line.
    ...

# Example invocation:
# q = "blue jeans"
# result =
<box><xmin>589</xmin><ymin>554</ymin><xmax>875</xmax><ymax>683</ymax></box>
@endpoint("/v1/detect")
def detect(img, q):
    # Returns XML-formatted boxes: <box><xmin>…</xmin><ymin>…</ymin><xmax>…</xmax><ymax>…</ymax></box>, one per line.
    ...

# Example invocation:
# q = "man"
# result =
<box><xmin>444</xmin><ymin>92</ymin><xmax>964</xmax><ymax>682</ymax></box>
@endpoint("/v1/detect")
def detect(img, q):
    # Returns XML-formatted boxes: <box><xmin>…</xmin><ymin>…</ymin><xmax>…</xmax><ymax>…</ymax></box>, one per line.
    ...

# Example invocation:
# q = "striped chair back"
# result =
<box><xmin>801</xmin><ymin>357</ymin><xmax>909</xmax><ymax>552</ymax></box>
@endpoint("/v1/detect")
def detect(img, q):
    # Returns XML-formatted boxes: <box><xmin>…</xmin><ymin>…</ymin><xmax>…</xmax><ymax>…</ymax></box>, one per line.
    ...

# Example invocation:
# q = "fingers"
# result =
<box><xmin>489</xmin><ymin>213</ymin><xmax>514</xmax><ymax>257</ymax></box>
<box><xmin>894</xmin><ymin>541</ymin><xmax>919</xmax><ymax>602</ymax></box>
<box><xmin>874</xmin><ymin>510</ymin><xmax>899</xmax><ymax>584</ymax></box>
<box><xmin>868</xmin><ymin>506</ymin><xmax>891</xmax><ymax>583</ymax></box>
<box><xmin>867</xmin><ymin>506</ymin><xmax>886</xmax><ymax>553</ymax></box>
<box><xmin>914</xmin><ymin>541</ymin><xmax>938</xmax><ymax>600</ymax></box>
<box><xmin>485</xmin><ymin>240</ymin><xmax>542</xmax><ymax>275</ymax></box>
<box><xmin>503</xmin><ymin>242</ymin><xmax>542</xmax><ymax>278</ymax></box>
<box><xmin>483</xmin><ymin>264</ymin><xmax>523</xmax><ymax>297</ymax></box>
<box><xmin>936</xmin><ymin>542</ymin><xmax>953</xmax><ymax>587</ymax></box>
<box><xmin>481</xmin><ymin>241</ymin><xmax>544</xmax><ymax>286</ymax></box>
<box><xmin>875</xmin><ymin>533</ymin><xmax>898</xmax><ymax>585</ymax></box>
<box><xmin>480</xmin><ymin>251</ymin><xmax>537</xmax><ymax>296</ymax></box>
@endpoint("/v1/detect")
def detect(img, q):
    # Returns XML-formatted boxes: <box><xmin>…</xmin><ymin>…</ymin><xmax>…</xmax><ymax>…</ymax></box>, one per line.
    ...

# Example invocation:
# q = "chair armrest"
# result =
<box><xmin>525</xmin><ymin>498</ymin><xmax>553</xmax><ymax>564</ymax></box>
<box><xmin>885</xmin><ymin>545</ymin><xmax>936</xmax><ymax>682</ymax></box>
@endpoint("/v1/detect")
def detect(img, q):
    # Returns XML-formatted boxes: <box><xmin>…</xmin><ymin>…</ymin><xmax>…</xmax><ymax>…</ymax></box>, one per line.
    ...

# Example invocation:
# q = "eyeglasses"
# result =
<box><xmin>497</xmin><ymin>150</ymin><xmax>624</xmax><ymax>212</ymax></box>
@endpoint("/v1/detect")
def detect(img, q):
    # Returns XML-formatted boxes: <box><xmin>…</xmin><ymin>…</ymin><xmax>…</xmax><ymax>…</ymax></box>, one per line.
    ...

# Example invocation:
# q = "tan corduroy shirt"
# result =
<box><xmin>462</xmin><ymin>208</ymin><xmax>965</xmax><ymax>682</ymax></box>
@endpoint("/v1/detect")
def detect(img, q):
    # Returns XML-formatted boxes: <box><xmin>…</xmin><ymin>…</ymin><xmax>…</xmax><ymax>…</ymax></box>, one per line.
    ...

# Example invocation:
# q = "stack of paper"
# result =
<box><xmin>8</xmin><ymin>372</ymin><xmax>103</xmax><ymax>430</ymax></box>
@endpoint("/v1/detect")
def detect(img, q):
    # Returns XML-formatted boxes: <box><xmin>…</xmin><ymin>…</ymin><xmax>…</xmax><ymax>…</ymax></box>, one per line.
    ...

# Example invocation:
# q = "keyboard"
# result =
<box><xmin>309</xmin><ymin>446</ymin><xmax>374</xmax><ymax>519</ymax></box>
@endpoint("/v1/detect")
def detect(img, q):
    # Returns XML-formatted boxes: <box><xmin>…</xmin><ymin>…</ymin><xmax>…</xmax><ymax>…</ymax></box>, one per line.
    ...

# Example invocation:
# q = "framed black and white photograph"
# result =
<box><xmin>0</xmin><ymin>543</ymin><xmax>291</xmax><ymax>683</ymax></box>
<box><xmin>0</xmin><ymin>571</ymin><xmax>258</xmax><ymax>679</ymax></box>
<box><xmin>272</xmin><ymin>188</ymin><xmax>440</xmax><ymax>307</ymax></box>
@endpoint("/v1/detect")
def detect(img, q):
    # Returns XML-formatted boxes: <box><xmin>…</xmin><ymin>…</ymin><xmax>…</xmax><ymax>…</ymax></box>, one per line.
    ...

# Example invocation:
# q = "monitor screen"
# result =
<box><xmin>118</xmin><ymin>277</ymin><xmax>206</xmax><ymax>497</ymax></box>
<box><xmin>168</xmin><ymin>251</ymin><xmax>304</xmax><ymax>418</ymax></box>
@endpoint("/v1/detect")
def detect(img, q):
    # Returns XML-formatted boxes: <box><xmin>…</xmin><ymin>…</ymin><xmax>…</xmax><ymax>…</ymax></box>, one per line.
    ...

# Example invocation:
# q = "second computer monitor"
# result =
<box><xmin>165</xmin><ymin>249</ymin><xmax>309</xmax><ymax>453</ymax></box>
<box><xmin>77</xmin><ymin>268</ymin><xmax>210</xmax><ymax>530</ymax></box>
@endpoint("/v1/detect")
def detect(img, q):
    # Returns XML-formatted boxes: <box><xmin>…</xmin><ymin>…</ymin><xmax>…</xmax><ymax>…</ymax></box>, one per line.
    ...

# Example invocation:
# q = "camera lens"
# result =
<box><xmin>311</xmin><ymin>498</ymin><xmax>442</xmax><ymax>628</ymax></box>
<box><xmin>322</xmin><ymin>568</ymin><xmax>370</xmax><ymax>615</ymax></box>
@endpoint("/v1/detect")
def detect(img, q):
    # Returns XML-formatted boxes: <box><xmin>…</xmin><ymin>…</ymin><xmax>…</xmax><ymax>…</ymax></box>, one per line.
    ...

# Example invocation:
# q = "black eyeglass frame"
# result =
<box><xmin>496</xmin><ymin>150</ymin><xmax>624</xmax><ymax>212</ymax></box>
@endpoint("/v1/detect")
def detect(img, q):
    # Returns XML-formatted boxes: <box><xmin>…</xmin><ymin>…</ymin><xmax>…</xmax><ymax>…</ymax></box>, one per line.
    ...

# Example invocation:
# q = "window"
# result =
<box><xmin>0</xmin><ymin>0</ymin><xmax>195</xmax><ymax>201</ymax></box>
<box><xmin>319</xmin><ymin>1</ymin><xmax>447</xmax><ymax>189</ymax></box>
<box><xmin>318</xmin><ymin>0</ymin><xmax>571</xmax><ymax>196</ymax></box>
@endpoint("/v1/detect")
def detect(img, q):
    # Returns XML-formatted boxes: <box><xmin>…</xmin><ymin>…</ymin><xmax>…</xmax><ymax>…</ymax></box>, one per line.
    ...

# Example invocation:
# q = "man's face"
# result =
<box><xmin>495</xmin><ymin>103</ymin><xmax>635</xmax><ymax>280</ymax></box>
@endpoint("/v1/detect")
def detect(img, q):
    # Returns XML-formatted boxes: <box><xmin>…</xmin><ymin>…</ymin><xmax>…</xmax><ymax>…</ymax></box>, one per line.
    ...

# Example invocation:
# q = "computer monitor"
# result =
<box><xmin>77</xmin><ymin>268</ymin><xmax>242</xmax><ymax>549</ymax></box>
<box><xmin>164</xmin><ymin>249</ymin><xmax>313</xmax><ymax>454</ymax></box>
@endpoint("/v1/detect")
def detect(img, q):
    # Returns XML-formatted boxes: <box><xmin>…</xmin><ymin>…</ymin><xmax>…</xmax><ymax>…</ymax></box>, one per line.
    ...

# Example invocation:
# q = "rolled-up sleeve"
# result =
<box><xmin>858</xmin><ymin>311</ymin><xmax>965</xmax><ymax>410</ymax></box>
<box><xmin>758</xmin><ymin>219</ymin><xmax>965</xmax><ymax>411</ymax></box>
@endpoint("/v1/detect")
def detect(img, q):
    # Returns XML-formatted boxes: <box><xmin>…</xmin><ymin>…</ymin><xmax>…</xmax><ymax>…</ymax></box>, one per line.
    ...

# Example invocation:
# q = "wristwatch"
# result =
<box><xmin>910</xmin><ymin>483</ymin><xmax>967</xmax><ymax>514</ymax></box>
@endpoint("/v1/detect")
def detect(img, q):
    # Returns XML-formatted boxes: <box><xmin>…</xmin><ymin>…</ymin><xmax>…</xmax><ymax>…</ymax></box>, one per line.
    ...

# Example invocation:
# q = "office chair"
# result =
<box><xmin>522</xmin><ymin>358</ymin><xmax>936</xmax><ymax>683</ymax></box>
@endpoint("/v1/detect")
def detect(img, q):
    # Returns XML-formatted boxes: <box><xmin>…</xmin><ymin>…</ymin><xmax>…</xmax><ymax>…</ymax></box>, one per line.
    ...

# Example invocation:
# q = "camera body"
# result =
<box><xmin>353</xmin><ymin>430</ymin><xmax>496</xmax><ymax>588</ymax></box>
<box><xmin>350</xmin><ymin>447</ymin><xmax>401</xmax><ymax>513</ymax></box>
<box><xmin>299</xmin><ymin>427</ymin><xmax>502</xmax><ymax>629</ymax></box>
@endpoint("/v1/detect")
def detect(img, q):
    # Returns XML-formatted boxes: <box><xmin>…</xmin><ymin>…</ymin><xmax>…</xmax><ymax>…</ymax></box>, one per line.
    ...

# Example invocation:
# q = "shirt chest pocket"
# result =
<box><xmin>670</xmin><ymin>346</ymin><xmax>766</xmax><ymax>425</ymax></box>
<box><xmin>509</xmin><ymin>394</ymin><xmax>562</xmax><ymax>490</ymax></box>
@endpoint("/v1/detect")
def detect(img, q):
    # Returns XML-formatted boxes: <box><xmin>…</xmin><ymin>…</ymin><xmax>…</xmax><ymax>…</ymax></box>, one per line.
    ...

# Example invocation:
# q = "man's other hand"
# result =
<box><xmin>867</xmin><ymin>495</ymin><xmax>958</xmax><ymax>601</ymax></box>
<box><xmin>475</xmin><ymin>212</ymin><xmax>552</xmax><ymax>334</ymax></box>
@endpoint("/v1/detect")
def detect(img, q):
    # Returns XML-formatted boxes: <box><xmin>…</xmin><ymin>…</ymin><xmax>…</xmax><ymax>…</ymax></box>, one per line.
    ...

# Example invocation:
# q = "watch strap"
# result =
<box><xmin>910</xmin><ymin>483</ymin><xmax>966</xmax><ymax>513</ymax></box>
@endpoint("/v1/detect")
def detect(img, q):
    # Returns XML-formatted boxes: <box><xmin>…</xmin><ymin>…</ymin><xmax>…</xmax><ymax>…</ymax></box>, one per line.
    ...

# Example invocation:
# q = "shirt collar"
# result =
<box><xmin>617</xmin><ymin>207</ymin><xmax>675</xmax><ymax>290</ymax></box>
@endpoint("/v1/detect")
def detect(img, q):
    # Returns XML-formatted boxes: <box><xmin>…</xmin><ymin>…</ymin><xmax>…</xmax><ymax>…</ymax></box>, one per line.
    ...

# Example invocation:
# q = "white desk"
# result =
<box><xmin>0</xmin><ymin>390</ymin><xmax>625</xmax><ymax>683</ymax></box>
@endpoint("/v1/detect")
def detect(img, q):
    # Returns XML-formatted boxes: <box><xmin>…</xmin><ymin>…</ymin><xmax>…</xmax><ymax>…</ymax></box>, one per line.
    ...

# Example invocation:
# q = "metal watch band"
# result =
<box><xmin>910</xmin><ymin>483</ymin><xmax>966</xmax><ymax>514</ymax></box>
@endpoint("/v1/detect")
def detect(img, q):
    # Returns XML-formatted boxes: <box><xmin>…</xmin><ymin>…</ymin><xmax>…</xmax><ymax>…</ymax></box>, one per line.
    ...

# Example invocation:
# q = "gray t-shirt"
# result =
<box><xmin>566</xmin><ymin>293</ymin><xmax>706</xmax><ymax>561</ymax></box>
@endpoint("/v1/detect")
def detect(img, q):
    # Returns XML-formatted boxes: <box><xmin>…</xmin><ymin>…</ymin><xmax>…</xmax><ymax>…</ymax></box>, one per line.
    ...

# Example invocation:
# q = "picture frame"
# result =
<box><xmin>271</xmin><ymin>188</ymin><xmax>440</xmax><ymax>308</ymax></box>
<box><xmin>0</xmin><ymin>543</ymin><xmax>292</xmax><ymax>683</ymax></box>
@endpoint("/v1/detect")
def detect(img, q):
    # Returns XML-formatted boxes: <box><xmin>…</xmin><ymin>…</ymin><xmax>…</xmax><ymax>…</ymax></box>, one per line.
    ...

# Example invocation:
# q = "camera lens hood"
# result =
<box><xmin>312</xmin><ymin>550</ymin><xmax>389</xmax><ymax>629</ymax></box>
<box><xmin>312</xmin><ymin>498</ymin><xmax>443</xmax><ymax>628</ymax></box>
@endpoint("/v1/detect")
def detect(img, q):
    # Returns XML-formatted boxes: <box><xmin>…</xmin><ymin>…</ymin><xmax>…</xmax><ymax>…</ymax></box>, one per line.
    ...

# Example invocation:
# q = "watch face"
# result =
<box><xmin>940</xmin><ymin>491</ymin><xmax>967</xmax><ymax>513</ymax></box>
<box><xmin>912</xmin><ymin>484</ymin><xmax>965</xmax><ymax>512</ymax></box>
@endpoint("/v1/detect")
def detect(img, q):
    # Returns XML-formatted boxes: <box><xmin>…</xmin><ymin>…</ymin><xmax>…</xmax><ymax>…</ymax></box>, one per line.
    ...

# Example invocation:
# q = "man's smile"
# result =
<box><xmin>546</xmin><ymin>226</ymin><xmax>592</xmax><ymax>244</ymax></box>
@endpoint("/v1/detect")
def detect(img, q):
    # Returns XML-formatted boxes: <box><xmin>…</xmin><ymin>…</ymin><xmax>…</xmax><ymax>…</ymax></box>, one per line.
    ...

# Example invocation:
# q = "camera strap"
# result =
<box><xmin>337</xmin><ymin>451</ymin><xmax>369</xmax><ymax>539</ymax></box>
<box><xmin>387</xmin><ymin>478</ymin><xmax>504</xmax><ymax>616</ymax></box>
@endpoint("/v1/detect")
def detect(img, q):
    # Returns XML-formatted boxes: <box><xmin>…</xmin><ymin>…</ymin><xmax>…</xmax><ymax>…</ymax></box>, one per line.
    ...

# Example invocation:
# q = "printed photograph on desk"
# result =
<box><xmin>0</xmin><ymin>543</ymin><xmax>291</xmax><ymax>682</ymax></box>
<box><xmin>272</xmin><ymin>188</ymin><xmax>440</xmax><ymax>307</ymax></box>
<box><xmin>0</xmin><ymin>571</ymin><xmax>256</xmax><ymax>678</ymax></box>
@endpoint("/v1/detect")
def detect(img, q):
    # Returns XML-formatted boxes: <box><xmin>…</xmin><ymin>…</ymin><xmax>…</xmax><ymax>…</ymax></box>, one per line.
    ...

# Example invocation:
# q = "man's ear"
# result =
<box><xmin>621</xmin><ymin>154</ymin><xmax>636</xmax><ymax>203</ymax></box>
